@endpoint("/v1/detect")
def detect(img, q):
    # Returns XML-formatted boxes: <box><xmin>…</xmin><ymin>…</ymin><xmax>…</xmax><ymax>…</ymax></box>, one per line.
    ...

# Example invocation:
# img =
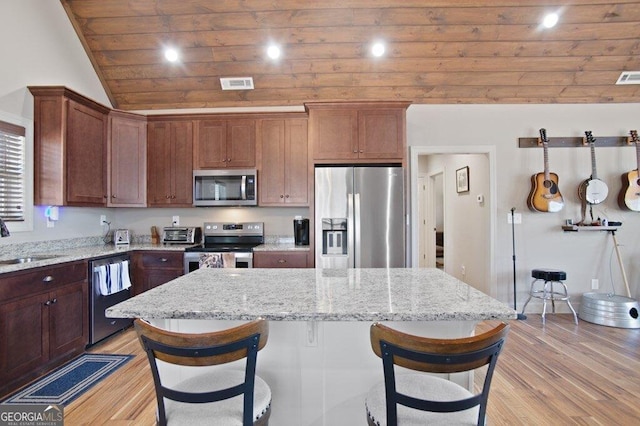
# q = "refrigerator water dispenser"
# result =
<box><xmin>322</xmin><ymin>218</ymin><xmax>347</xmax><ymax>255</ymax></box>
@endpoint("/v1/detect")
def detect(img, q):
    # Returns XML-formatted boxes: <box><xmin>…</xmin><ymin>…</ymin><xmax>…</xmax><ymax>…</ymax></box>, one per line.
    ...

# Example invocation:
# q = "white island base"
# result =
<box><xmin>150</xmin><ymin>319</ymin><xmax>477</xmax><ymax>426</ymax></box>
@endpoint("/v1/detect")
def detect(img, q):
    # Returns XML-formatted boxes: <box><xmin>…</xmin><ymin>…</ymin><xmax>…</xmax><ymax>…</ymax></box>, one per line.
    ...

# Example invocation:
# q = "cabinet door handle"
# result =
<box><xmin>285</xmin><ymin>194</ymin><xmax>290</xmax><ymax>198</ymax></box>
<box><xmin>222</xmin><ymin>158</ymin><xmax>227</xmax><ymax>162</ymax></box>
<box><xmin>112</xmin><ymin>194</ymin><xmax>117</xmax><ymax>198</ymax></box>
<box><xmin>359</xmin><ymin>149</ymin><xmax>364</xmax><ymax>153</ymax></box>
<box><xmin>51</xmin><ymin>298</ymin><xmax>57</xmax><ymax>304</ymax></box>
<box><xmin>280</xmin><ymin>194</ymin><xmax>284</xmax><ymax>198</ymax></box>
<box><xmin>160</xmin><ymin>258</ymin><xmax>168</xmax><ymax>262</ymax></box>
<box><xmin>44</xmin><ymin>300</ymin><xmax>51</xmax><ymax>306</ymax></box>
<box><xmin>42</xmin><ymin>275</ymin><xmax>54</xmax><ymax>283</ymax></box>
<box><xmin>278</xmin><ymin>259</ymin><xmax>286</xmax><ymax>263</ymax></box>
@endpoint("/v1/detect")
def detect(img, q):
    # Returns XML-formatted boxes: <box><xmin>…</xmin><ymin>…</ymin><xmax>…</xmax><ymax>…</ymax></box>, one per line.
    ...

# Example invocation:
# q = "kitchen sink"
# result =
<box><xmin>0</xmin><ymin>255</ymin><xmax>61</xmax><ymax>265</ymax></box>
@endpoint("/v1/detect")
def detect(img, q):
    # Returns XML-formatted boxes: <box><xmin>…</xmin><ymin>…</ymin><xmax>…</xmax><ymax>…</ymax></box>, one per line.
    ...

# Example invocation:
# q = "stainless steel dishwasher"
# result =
<box><xmin>88</xmin><ymin>254</ymin><xmax>133</xmax><ymax>345</ymax></box>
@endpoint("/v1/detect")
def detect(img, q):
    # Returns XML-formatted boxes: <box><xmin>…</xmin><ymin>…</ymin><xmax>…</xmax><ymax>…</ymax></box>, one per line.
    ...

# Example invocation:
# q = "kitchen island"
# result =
<box><xmin>108</xmin><ymin>268</ymin><xmax>515</xmax><ymax>425</ymax></box>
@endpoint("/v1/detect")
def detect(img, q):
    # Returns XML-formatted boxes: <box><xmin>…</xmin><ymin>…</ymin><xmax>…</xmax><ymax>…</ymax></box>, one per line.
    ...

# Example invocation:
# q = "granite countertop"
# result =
<box><xmin>0</xmin><ymin>243</ymin><xmax>190</xmax><ymax>274</ymax></box>
<box><xmin>0</xmin><ymin>237</ymin><xmax>309</xmax><ymax>275</ymax></box>
<box><xmin>253</xmin><ymin>242</ymin><xmax>310</xmax><ymax>252</ymax></box>
<box><xmin>107</xmin><ymin>268</ymin><xmax>516</xmax><ymax>322</ymax></box>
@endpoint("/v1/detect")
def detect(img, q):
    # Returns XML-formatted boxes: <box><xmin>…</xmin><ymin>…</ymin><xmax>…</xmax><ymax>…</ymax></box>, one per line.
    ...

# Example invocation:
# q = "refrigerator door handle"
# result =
<box><xmin>354</xmin><ymin>193</ymin><xmax>361</xmax><ymax>268</ymax></box>
<box><xmin>348</xmin><ymin>193</ymin><xmax>355</xmax><ymax>267</ymax></box>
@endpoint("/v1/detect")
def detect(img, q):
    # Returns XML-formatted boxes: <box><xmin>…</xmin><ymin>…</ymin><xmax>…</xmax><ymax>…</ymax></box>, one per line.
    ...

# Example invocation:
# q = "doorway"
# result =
<box><xmin>410</xmin><ymin>146</ymin><xmax>497</xmax><ymax>297</ymax></box>
<box><xmin>419</xmin><ymin>171</ymin><xmax>445</xmax><ymax>269</ymax></box>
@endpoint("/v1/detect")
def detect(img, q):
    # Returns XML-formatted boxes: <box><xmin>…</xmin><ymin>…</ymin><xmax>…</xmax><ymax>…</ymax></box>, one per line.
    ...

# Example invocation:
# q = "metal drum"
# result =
<box><xmin>578</xmin><ymin>292</ymin><xmax>640</xmax><ymax>329</ymax></box>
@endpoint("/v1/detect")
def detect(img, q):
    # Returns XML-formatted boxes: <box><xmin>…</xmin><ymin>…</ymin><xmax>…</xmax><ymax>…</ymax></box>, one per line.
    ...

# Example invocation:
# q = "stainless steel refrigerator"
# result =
<box><xmin>315</xmin><ymin>166</ymin><xmax>405</xmax><ymax>269</ymax></box>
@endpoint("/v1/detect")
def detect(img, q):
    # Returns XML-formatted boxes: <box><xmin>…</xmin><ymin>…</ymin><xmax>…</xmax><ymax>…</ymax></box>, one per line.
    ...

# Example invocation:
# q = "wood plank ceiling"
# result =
<box><xmin>60</xmin><ymin>0</ymin><xmax>640</xmax><ymax>111</ymax></box>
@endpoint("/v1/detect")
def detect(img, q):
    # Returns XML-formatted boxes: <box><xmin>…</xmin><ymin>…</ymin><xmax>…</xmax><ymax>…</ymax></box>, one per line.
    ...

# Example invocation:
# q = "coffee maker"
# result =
<box><xmin>293</xmin><ymin>216</ymin><xmax>310</xmax><ymax>246</ymax></box>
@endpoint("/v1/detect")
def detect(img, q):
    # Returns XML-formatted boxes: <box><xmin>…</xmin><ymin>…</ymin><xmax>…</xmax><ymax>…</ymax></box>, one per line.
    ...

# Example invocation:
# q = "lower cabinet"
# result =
<box><xmin>132</xmin><ymin>251</ymin><xmax>184</xmax><ymax>295</ymax></box>
<box><xmin>0</xmin><ymin>261</ymin><xmax>88</xmax><ymax>397</ymax></box>
<box><xmin>253</xmin><ymin>251</ymin><xmax>309</xmax><ymax>268</ymax></box>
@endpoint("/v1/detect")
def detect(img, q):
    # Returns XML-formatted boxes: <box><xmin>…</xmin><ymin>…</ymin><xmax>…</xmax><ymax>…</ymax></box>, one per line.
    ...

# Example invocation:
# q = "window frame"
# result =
<box><xmin>0</xmin><ymin>111</ymin><xmax>33</xmax><ymax>233</ymax></box>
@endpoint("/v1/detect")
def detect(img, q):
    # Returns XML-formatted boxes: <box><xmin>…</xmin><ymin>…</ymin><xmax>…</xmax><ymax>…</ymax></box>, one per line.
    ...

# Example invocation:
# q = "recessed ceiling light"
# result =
<box><xmin>267</xmin><ymin>45</ymin><xmax>281</xmax><ymax>60</ymax></box>
<box><xmin>542</xmin><ymin>13</ymin><xmax>559</xmax><ymax>28</ymax></box>
<box><xmin>164</xmin><ymin>48</ymin><xmax>179</xmax><ymax>62</ymax></box>
<box><xmin>371</xmin><ymin>42</ymin><xmax>385</xmax><ymax>57</ymax></box>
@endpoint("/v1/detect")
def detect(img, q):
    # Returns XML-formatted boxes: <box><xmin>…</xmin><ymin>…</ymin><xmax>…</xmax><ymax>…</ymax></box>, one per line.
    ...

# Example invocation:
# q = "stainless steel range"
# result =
<box><xmin>183</xmin><ymin>222</ymin><xmax>264</xmax><ymax>273</ymax></box>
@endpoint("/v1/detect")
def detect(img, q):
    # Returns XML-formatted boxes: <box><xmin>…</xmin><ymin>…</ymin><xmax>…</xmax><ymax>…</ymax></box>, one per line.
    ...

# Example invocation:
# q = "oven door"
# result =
<box><xmin>184</xmin><ymin>251</ymin><xmax>253</xmax><ymax>274</ymax></box>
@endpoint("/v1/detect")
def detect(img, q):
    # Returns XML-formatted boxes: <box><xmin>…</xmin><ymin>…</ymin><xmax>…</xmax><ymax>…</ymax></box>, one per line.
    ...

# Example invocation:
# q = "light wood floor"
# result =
<box><xmin>63</xmin><ymin>314</ymin><xmax>640</xmax><ymax>425</ymax></box>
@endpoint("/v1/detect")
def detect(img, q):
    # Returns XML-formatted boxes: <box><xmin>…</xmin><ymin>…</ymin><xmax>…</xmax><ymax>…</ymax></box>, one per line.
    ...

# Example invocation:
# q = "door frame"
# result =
<box><xmin>409</xmin><ymin>145</ymin><xmax>498</xmax><ymax>297</ymax></box>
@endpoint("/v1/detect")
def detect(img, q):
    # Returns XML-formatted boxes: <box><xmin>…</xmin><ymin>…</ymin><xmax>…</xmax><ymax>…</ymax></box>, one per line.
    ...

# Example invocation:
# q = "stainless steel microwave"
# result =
<box><xmin>193</xmin><ymin>169</ymin><xmax>257</xmax><ymax>206</ymax></box>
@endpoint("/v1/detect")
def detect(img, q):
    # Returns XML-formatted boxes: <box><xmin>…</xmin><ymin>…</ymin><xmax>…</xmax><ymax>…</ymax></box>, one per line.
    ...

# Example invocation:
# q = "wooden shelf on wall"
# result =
<box><xmin>519</xmin><ymin>136</ymin><xmax>633</xmax><ymax>148</ymax></box>
<box><xmin>561</xmin><ymin>225</ymin><xmax>619</xmax><ymax>232</ymax></box>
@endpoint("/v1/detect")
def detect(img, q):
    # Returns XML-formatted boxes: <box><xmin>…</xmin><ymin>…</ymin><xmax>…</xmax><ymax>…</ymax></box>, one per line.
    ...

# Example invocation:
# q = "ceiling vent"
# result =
<box><xmin>615</xmin><ymin>71</ymin><xmax>640</xmax><ymax>85</ymax></box>
<box><xmin>220</xmin><ymin>77</ymin><xmax>254</xmax><ymax>90</ymax></box>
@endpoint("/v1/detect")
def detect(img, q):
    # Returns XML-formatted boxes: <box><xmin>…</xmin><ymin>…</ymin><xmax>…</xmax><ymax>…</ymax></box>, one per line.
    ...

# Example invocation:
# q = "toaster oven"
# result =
<box><xmin>162</xmin><ymin>227</ymin><xmax>202</xmax><ymax>244</ymax></box>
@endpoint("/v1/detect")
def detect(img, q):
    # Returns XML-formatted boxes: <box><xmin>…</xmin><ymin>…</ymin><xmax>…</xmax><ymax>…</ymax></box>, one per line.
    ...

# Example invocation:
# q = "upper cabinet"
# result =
<box><xmin>307</xmin><ymin>102</ymin><xmax>410</xmax><ymax>163</ymax></box>
<box><xmin>29</xmin><ymin>87</ymin><xmax>110</xmax><ymax>206</ymax></box>
<box><xmin>258</xmin><ymin>117</ymin><xmax>309</xmax><ymax>206</ymax></box>
<box><xmin>194</xmin><ymin>119</ymin><xmax>256</xmax><ymax>169</ymax></box>
<box><xmin>147</xmin><ymin>119</ymin><xmax>193</xmax><ymax>207</ymax></box>
<box><xmin>108</xmin><ymin>111</ymin><xmax>147</xmax><ymax>207</ymax></box>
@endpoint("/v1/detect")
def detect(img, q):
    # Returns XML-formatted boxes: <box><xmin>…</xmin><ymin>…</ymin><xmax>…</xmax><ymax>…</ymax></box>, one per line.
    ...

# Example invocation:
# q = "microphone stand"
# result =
<box><xmin>511</xmin><ymin>208</ymin><xmax>526</xmax><ymax>320</ymax></box>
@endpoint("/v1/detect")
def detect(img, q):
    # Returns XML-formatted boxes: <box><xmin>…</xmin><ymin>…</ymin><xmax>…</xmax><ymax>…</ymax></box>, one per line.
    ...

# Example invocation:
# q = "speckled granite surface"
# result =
<box><xmin>0</xmin><ymin>240</ymin><xmax>192</xmax><ymax>274</ymax></box>
<box><xmin>107</xmin><ymin>268</ymin><xmax>516</xmax><ymax>322</ymax></box>
<box><xmin>253</xmin><ymin>242</ymin><xmax>310</xmax><ymax>252</ymax></box>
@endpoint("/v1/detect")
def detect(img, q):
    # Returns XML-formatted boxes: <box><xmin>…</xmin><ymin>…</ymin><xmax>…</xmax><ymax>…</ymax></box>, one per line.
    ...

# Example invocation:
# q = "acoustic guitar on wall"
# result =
<box><xmin>527</xmin><ymin>128</ymin><xmax>565</xmax><ymax>212</ymax></box>
<box><xmin>618</xmin><ymin>129</ymin><xmax>640</xmax><ymax>212</ymax></box>
<box><xmin>578</xmin><ymin>131</ymin><xmax>608</xmax><ymax>205</ymax></box>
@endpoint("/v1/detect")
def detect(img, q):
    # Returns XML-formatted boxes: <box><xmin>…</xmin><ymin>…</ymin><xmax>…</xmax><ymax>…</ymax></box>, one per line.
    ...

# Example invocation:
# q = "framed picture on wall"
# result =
<box><xmin>456</xmin><ymin>166</ymin><xmax>469</xmax><ymax>193</ymax></box>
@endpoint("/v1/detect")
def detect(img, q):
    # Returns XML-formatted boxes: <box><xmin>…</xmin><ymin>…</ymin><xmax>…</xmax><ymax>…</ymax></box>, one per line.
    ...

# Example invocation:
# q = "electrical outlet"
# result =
<box><xmin>591</xmin><ymin>279</ymin><xmax>599</xmax><ymax>290</ymax></box>
<box><xmin>100</xmin><ymin>215</ymin><xmax>106</xmax><ymax>226</ymax></box>
<box><xmin>507</xmin><ymin>213</ymin><xmax>522</xmax><ymax>224</ymax></box>
<box><xmin>461</xmin><ymin>265</ymin><xmax>466</xmax><ymax>275</ymax></box>
<box><xmin>172</xmin><ymin>215</ymin><xmax>180</xmax><ymax>226</ymax></box>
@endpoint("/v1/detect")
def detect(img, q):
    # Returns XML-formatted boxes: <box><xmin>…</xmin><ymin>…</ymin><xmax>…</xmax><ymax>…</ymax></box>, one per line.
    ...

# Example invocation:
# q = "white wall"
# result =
<box><xmin>0</xmin><ymin>0</ymin><xmax>111</xmax><ymax>118</ymax></box>
<box><xmin>408</xmin><ymin>104</ymin><xmax>640</xmax><ymax>309</ymax></box>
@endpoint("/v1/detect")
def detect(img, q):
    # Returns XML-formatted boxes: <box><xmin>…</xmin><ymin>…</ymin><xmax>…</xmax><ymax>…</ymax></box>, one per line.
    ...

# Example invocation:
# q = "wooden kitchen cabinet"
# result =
<box><xmin>132</xmin><ymin>251</ymin><xmax>183</xmax><ymax>295</ymax></box>
<box><xmin>308</xmin><ymin>102</ymin><xmax>410</xmax><ymax>163</ymax></box>
<box><xmin>108</xmin><ymin>111</ymin><xmax>147</xmax><ymax>207</ymax></box>
<box><xmin>147</xmin><ymin>120</ymin><xmax>193</xmax><ymax>207</ymax></box>
<box><xmin>253</xmin><ymin>251</ymin><xmax>309</xmax><ymax>268</ymax></box>
<box><xmin>258</xmin><ymin>118</ymin><xmax>309</xmax><ymax>206</ymax></box>
<box><xmin>0</xmin><ymin>261</ymin><xmax>88</xmax><ymax>397</ymax></box>
<box><xmin>194</xmin><ymin>119</ymin><xmax>256</xmax><ymax>169</ymax></box>
<box><xmin>29</xmin><ymin>86</ymin><xmax>110</xmax><ymax>206</ymax></box>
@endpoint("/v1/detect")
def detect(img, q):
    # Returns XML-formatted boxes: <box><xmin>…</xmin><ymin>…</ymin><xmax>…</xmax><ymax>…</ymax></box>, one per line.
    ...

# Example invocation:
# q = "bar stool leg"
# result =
<box><xmin>521</xmin><ymin>279</ymin><xmax>536</xmax><ymax>317</ymax></box>
<box><xmin>549</xmin><ymin>280</ymin><xmax>557</xmax><ymax>314</ymax></box>
<box><xmin>541</xmin><ymin>280</ymin><xmax>549</xmax><ymax>324</ymax></box>
<box><xmin>559</xmin><ymin>280</ymin><xmax>579</xmax><ymax>325</ymax></box>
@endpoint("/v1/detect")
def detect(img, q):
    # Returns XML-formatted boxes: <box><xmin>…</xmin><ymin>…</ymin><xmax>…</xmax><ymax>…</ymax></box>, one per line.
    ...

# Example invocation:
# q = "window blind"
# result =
<box><xmin>0</xmin><ymin>120</ymin><xmax>26</xmax><ymax>222</ymax></box>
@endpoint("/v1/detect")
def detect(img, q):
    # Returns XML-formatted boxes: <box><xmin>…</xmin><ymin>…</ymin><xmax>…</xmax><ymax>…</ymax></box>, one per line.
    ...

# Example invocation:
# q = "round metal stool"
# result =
<box><xmin>521</xmin><ymin>269</ymin><xmax>578</xmax><ymax>324</ymax></box>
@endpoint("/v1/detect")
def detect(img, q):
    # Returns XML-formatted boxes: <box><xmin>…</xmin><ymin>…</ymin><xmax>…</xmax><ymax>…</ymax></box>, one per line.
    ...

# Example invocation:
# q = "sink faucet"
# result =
<box><xmin>0</xmin><ymin>217</ymin><xmax>9</xmax><ymax>237</ymax></box>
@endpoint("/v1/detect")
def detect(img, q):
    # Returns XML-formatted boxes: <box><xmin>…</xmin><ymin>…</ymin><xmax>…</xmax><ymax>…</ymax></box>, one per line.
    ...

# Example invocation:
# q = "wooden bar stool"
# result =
<box><xmin>521</xmin><ymin>268</ymin><xmax>578</xmax><ymax>324</ymax></box>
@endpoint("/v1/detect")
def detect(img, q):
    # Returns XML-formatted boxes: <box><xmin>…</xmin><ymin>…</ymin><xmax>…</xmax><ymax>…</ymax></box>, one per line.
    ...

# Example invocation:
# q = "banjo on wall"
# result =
<box><xmin>578</xmin><ymin>131</ymin><xmax>608</xmax><ymax>205</ymax></box>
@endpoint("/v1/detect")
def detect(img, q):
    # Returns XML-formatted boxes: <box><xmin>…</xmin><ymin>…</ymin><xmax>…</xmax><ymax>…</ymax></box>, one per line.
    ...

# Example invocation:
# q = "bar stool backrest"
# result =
<box><xmin>369</xmin><ymin>321</ymin><xmax>509</xmax><ymax>426</ymax></box>
<box><xmin>134</xmin><ymin>318</ymin><xmax>269</xmax><ymax>426</ymax></box>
